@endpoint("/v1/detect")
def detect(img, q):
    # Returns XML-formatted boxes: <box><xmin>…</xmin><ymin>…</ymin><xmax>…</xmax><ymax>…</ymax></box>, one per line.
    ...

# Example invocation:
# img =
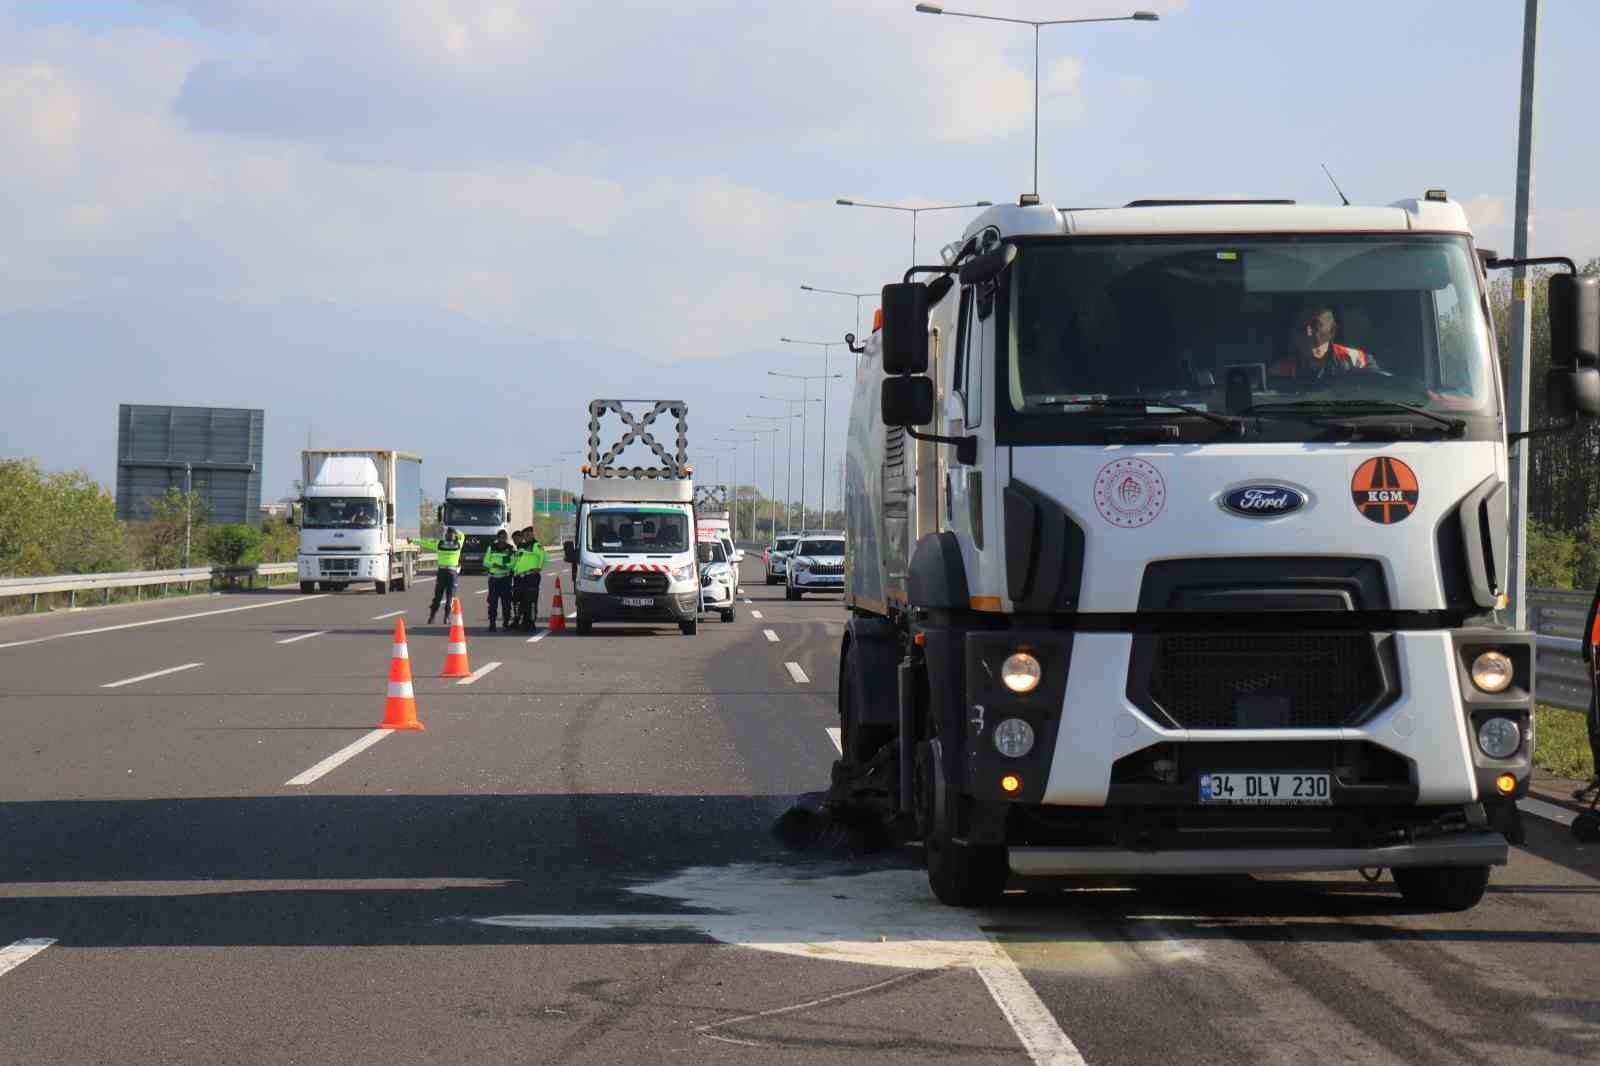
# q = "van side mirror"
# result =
<box><xmin>880</xmin><ymin>283</ymin><xmax>929</xmax><ymax>374</ymax></box>
<box><xmin>882</xmin><ymin>375</ymin><xmax>934</xmax><ymax>427</ymax></box>
<box><xmin>562</xmin><ymin>540</ymin><xmax>576</xmax><ymax>564</ymax></box>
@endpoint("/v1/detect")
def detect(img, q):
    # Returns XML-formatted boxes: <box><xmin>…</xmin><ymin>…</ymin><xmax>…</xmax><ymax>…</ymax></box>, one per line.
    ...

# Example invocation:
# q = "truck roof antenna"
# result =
<box><xmin>1321</xmin><ymin>163</ymin><xmax>1350</xmax><ymax>207</ymax></box>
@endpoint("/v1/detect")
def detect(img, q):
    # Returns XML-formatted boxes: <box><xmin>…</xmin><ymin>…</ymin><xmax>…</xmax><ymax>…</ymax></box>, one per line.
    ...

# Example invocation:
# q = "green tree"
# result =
<box><xmin>203</xmin><ymin>524</ymin><xmax>262</xmax><ymax>567</ymax></box>
<box><xmin>256</xmin><ymin>517</ymin><xmax>300</xmax><ymax>563</ymax></box>
<box><xmin>130</xmin><ymin>488</ymin><xmax>210</xmax><ymax>569</ymax></box>
<box><xmin>0</xmin><ymin>459</ymin><xmax>129</xmax><ymax>576</ymax></box>
<box><xmin>1525</xmin><ymin>521</ymin><xmax>1578</xmax><ymax>589</ymax></box>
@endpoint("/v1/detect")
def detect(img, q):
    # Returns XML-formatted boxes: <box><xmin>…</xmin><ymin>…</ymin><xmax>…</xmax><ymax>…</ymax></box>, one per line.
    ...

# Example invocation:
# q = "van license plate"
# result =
<box><xmin>621</xmin><ymin>596</ymin><xmax>654</xmax><ymax>608</ymax></box>
<box><xmin>1199</xmin><ymin>772</ymin><xmax>1330</xmax><ymax>806</ymax></box>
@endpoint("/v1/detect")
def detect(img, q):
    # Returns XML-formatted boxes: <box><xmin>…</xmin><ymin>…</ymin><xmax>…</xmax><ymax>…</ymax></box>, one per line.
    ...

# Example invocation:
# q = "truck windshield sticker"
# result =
<box><xmin>1093</xmin><ymin>459</ymin><xmax>1166</xmax><ymax>528</ymax></box>
<box><xmin>1351</xmin><ymin>457</ymin><xmax>1419</xmax><ymax>524</ymax></box>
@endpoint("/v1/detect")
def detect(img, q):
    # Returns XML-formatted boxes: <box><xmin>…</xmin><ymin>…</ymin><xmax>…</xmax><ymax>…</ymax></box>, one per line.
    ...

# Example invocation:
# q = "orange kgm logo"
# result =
<box><xmin>1351</xmin><ymin>457</ymin><xmax>1419</xmax><ymax>524</ymax></box>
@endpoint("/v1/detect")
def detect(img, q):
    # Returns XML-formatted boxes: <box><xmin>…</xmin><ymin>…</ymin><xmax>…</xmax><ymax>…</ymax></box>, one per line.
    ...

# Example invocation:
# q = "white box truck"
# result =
<box><xmin>297</xmin><ymin>449</ymin><xmax>423</xmax><ymax>595</ymax></box>
<box><xmin>821</xmin><ymin>192</ymin><xmax>1600</xmax><ymax>912</ymax></box>
<box><xmin>441</xmin><ymin>475</ymin><xmax>535</xmax><ymax>572</ymax></box>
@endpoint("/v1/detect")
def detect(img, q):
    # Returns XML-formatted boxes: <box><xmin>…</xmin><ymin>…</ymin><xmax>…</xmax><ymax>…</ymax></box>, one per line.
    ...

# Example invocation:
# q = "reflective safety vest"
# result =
<box><xmin>512</xmin><ymin>544</ymin><xmax>545</xmax><ymax>576</ymax></box>
<box><xmin>1269</xmin><ymin>343</ymin><xmax>1375</xmax><ymax>380</ymax></box>
<box><xmin>483</xmin><ymin>544</ymin><xmax>515</xmax><ymax>578</ymax></box>
<box><xmin>419</xmin><ymin>537</ymin><xmax>464</xmax><ymax>571</ymax></box>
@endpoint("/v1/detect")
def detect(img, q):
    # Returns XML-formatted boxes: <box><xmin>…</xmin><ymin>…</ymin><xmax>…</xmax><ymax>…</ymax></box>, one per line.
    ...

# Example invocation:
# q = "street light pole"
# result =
<box><xmin>1506</xmin><ymin>0</ymin><xmax>1541</xmax><ymax>632</ymax></box>
<box><xmin>800</xmin><ymin>285</ymin><xmax>876</xmax><ymax>338</ymax></box>
<box><xmin>759</xmin><ymin>396</ymin><xmax>814</xmax><ymax>532</ymax></box>
<box><xmin>835</xmin><ymin>198</ymin><xmax>992</xmax><ymax>264</ymax></box>
<box><xmin>745</xmin><ymin>416</ymin><xmax>792</xmax><ymax>542</ymax></box>
<box><xmin>780</xmin><ymin>340</ymin><xmax>846</xmax><ymax>524</ymax></box>
<box><xmin>913</xmin><ymin>4</ymin><xmax>1158</xmax><ymax>198</ymax></box>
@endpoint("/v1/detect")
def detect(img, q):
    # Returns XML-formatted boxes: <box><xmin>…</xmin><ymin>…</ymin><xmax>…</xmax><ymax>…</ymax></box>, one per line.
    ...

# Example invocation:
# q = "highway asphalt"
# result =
<box><xmin>2</xmin><ymin>559</ymin><xmax>1598</xmax><ymax>1065</ymax></box>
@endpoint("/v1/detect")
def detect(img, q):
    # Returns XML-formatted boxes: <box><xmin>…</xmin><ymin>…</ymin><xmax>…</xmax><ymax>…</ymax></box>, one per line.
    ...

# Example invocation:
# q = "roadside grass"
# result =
<box><xmin>1534</xmin><ymin>704</ymin><xmax>1595</xmax><ymax>781</ymax></box>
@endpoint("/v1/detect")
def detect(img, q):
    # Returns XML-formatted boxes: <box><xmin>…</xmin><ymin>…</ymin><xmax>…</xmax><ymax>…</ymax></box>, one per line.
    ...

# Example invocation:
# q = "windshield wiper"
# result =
<box><xmin>1242</xmin><ymin>400</ymin><xmax>1466</xmax><ymax>436</ymax></box>
<box><xmin>1036</xmin><ymin>396</ymin><xmax>1246</xmax><ymax>436</ymax></box>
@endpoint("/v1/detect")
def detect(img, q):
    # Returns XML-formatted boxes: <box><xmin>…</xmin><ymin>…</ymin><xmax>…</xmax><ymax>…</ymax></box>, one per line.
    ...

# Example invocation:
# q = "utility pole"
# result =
<box><xmin>183</xmin><ymin>461</ymin><xmax>193</xmax><ymax>568</ymax></box>
<box><xmin>1507</xmin><ymin>0</ymin><xmax>1540</xmax><ymax>631</ymax></box>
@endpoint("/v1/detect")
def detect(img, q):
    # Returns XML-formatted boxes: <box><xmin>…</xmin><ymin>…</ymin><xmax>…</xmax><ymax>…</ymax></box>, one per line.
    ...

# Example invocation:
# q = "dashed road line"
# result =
<box><xmin>101</xmin><ymin>662</ymin><xmax>203</xmax><ymax>689</ymax></box>
<box><xmin>474</xmin><ymin>588</ymin><xmax>489</xmax><ymax>596</ymax></box>
<box><xmin>372</xmin><ymin>609</ymin><xmax>406</xmax><ymax>620</ymax></box>
<box><xmin>457</xmin><ymin>661</ymin><xmax>503</xmax><ymax>686</ymax></box>
<box><xmin>276</xmin><ymin>629</ymin><xmax>329</xmax><ymax>645</ymax></box>
<box><xmin>742</xmin><ymin>597</ymin><xmax>754</xmax><ymax>604</ymax></box>
<box><xmin>975</xmin><ymin>946</ymin><xmax>1090</xmax><ymax>1066</ymax></box>
<box><xmin>751</xmin><ymin>610</ymin><xmax>763</xmax><ymax>619</ymax></box>
<box><xmin>0</xmin><ymin>938</ymin><xmax>56</xmax><ymax>980</ymax></box>
<box><xmin>763</xmin><ymin>629</ymin><xmax>781</xmax><ymax>643</ymax></box>
<box><xmin>285</xmin><ymin>729</ymin><xmax>391</xmax><ymax>786</ymax></box>
<box><xmin>784</xmin><ymin>661</ymin><xmax>810</xmax><ymax>684</ymax></box>
<box><xmin>0</xmin><ymin>595</ymin><xmax>328</xmax><ymax>651</ymax></box>
<box><xmin>826</xmin><ymin>727</ymin><xmax>842</xmax><ymax>754</ymax></box>
<box><xmin>527</xmin><ymin>631</ymin><xmax>549</xmax><ymax>644</ymax></box>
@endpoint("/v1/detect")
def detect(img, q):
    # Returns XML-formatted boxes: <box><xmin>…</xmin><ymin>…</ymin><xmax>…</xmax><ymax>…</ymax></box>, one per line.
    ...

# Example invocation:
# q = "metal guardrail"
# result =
<box><xmin>0</xmin><ymin>554</ymin><xmax>437</xmax><ymax>611</ymax></box>
<box><xmin>1531</xmin><ymin>588</ymin><xmax>1594</xmax><ymax>712</ymax></box>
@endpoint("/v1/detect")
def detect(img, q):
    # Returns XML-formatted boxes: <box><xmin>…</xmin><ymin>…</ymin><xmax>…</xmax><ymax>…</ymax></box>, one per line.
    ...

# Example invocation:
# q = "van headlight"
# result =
<box><xmin>1000</xmin><ymin>652</ymin><xmax>1042</xmax><ymax>694</ymax></box>
<box><xmin>671</xmin><ymin>563</ymin><xmax>694</xmax><ymax>582</ymax></box>
<box><xmin>1470</xmin><ymin>651</ymin><xmax>1514</xmax><ymax>693</ymax></box>
<box><xmin>580</xmin><ymin>563</ymin><xmax>605</xmax><ymax>580</ymax></box>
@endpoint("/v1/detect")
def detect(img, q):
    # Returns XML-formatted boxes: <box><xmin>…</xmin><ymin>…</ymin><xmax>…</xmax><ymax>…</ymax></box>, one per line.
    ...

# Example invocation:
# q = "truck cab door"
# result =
<box><xmin>943</xmin><ymin>285</ymin><xmax>996</xmax><ymax>599</ymax></box>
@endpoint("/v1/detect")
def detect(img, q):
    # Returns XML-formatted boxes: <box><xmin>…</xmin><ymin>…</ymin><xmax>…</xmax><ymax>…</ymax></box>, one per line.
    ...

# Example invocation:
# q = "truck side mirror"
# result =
<box><xmin>386</xmin><ymin>503</ymin><xmax>395</xmax><ymax>522</ymax></box>
<box><xmin>562</xmin><ymin>540</ymin><xmax>576</xmax><ymax>564</ymax></box>
<box><xmin>1547</xmin><ymin>274</ymin><xmax>1600</xmax><ymax>420</ymax></box>
<box><xmin>1549</xmin><ymin>366</ymin><xmax>1600</xmax><ymax>420</ymax></box>
<box><xmin>881</xmin><ymin>375</ymin><xmax>934</xmax><ymax>427</ymax></box>
<box><xmin>881</xmin><ymin>283</ymin><xmax>929</xmax><ymax>374</ymax></box>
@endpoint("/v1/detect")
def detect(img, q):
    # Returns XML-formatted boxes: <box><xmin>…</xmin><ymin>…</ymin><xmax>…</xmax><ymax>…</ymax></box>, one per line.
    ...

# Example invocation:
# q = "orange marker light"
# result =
<box><xmin>873</xmin><ymin>307</ymin><xmax>883</xmax><ymax>332</ymax></box>
<box><xmin>1496</xmin><ymin>773</ymin><xmax>1517</xmax><ymax>796</ymax></box>
<box><xmin>913</xmin><ymin>632</ymin><xmax>926</xmax><ymax>647</ymax></box>
<box><xmin>1001</xmin><ymin>774</ymin><xmax>1022</xmax><ymax>794</ymax></box>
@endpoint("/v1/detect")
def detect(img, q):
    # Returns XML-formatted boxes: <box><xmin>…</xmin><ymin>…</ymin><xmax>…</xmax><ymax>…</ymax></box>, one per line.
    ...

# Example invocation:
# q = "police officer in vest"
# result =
<box><xmin>483</xmin><ymin>529</ymin><xmax>516</xmax><ymax>633</ymax></box>
<box><xmin>511</xmin><ymin>527</ymin><xmax>547</xmax><ymax>632</ymax></box>
<box><xmin>418</xmin><ymin>527</ymin><xmax>464</xmax><ymax>625</ymax></box>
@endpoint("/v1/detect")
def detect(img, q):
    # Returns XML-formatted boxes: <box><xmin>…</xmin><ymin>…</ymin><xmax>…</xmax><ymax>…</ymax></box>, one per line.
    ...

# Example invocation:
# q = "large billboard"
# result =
<box><xmin>115</xmin><ymin>405</ymin><xmax>264</xmax><ymax>525</ymax></box>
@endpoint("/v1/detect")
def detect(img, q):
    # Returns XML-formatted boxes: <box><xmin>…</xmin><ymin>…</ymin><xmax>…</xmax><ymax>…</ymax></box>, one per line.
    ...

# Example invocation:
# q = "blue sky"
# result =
<box><xmin>4</xmin><ymin>1</ymin><xmax>1599</xmax><ymax>500</ymax></box>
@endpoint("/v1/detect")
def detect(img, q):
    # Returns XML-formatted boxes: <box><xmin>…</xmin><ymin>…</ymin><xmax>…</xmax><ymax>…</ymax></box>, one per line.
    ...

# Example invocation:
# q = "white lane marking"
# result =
<box><xmin>826</xmin><ymin>727</ymin><xmax>842</xmax><ymax>754</ymax></box>
<box><xmin>1519</xmin><ymin>797</ymin><xmax>1578</xmax><ymax>827</ymax></box>
<box><xmin>763</xmin><ymin>629</ymin><xmax>781</xmax><ymax>643</ymax></box>
<box><xmin>475</xmin><ymin>589</ymin><xmax>489</xmax><ymax>596</ymax></box>
<box><xmin>457</xmin><ymin>661</ymin><xmax>502</xmax><ymax>686</ymax></box>
<box><xmin>0</xmin><ymin>595</ymin><xmax>328</xmax><ymax>651</ymax></box>
<box><xmin>784</xmin><ymin>661</ymin><xmax>809</xmax><ymax>684</ymax></box>
<box><xmin>414</xmin><ymin>576</ymin><xmax>436</xmax><ymax>584</ymax></box>
<box><xmin>742</xmin><ymin>597</ymin><xmax>754</xmax><ymax>604</ymax></box>
<box><xmin>0</xmin><ymin>938</ymin><xmax>56</xmax><ymax>979</ymax></box>
<box><xmin>527</xmin><ymin>632</ymin><xmax>548</xmax><ymax>645</ymax></box>
<box><xmin>737</xmin><ymin>587</ymin><xmax>745</xmax><ymax>594</ymax></box>
<box><xmin>372</xmin><ymin>610</ymin><xmax>406</xmax><ymax>620</ymax></box>
<box><xmin>100</xmin><ymin>662</ymin><xmax>203</xmax><ymax>689</ymax></box>
<box><xmin>566</xmin><ymin>613</ymin><xmax>576</xmax><ymax>620</ymax></box>
<box><xmin>751</xmin><ymin>610</ymin><xmax>763</xmax><ymax>620</ymax></box>
<box><xmin>975</xmin><ymin>946</ymin><xmax>1090</xmax><ymax>1066</ymax></box>
<box><xmin>285</xmin><ymin>729</ymin><xmax>391</xmax><ymax>786</ymax></box>
<box><xmin>276</xmin><ymin>629</ymin><xmax>329</xmax><ymax>645</ymax></box>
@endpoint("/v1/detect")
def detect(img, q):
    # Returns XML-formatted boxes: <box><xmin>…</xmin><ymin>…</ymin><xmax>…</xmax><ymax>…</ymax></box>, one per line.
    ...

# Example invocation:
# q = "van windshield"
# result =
<box><xmin>1001</xmin><ymin>234</ymin><xmax>1497</xmax><ymax>444</ymax></box>
<box><xmin>588</xmin><ymin>509</ymin><xmax>688</xmax><ymax>552</ymax></box>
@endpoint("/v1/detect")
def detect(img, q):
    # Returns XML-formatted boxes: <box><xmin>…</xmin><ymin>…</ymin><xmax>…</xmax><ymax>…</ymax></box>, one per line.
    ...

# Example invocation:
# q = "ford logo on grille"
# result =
<box><xmin>1221</xmin><ymin>484</ymin><xmax>1306</xmax><ymax>517</ymax></box>
<box><xmin>629</xmin><ymin>576</ymin><xmax>648</xmax><ymax>586</ymax></box>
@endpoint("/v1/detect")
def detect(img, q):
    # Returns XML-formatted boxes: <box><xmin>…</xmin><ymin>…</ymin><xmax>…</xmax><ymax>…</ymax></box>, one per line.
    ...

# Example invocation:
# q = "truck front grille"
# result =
<box><xmin>319</xmin><ymin>558</ymin><xmax>359</xmax><ymax>574</ymax></box>
<box><xmin>1147</xmin><ymin>631</ymin><xmax>1384</xmax><ymax>730</ymax></box>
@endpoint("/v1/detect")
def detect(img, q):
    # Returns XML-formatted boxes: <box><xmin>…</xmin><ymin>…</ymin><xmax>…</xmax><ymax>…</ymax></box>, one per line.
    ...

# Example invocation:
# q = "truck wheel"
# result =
<box><xmin>721</xmin><ymin>606</ymin><xmax>735</xmax><ymax>623</ymax></box>
<box><xmin>374</xmin><ymin>580</ymin><xmax>389</xmax><ymax>595</ymax></box>
<box><xmin>927</xmin><ymin>831</ymin><xmax>1009</xmax><ymax>907</ymax></box>
<box><xmin>1392</xmin><ymin>865</ymin><xmax>1491</xmax><ymax>911</ymax></box>
<box><xmin>299</xmin><ymin>581</ymin><xmax>315</xmax><ymax>594</ymax></box>
<box><xmin>680</xmin><ymin>620</ymin><xmax>699</xmax><ymax>636</ymax></box>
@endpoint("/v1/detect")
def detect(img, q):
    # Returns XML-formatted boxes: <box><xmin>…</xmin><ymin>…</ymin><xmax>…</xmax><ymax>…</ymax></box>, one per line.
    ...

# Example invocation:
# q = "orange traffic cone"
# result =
<box><xmin>548</xmin><ymin>576</ymin><xmax>567</xmax><ymax>632</ymax></box>
<box><xmin>441</xmin><ymin>597</ymin><xmax>472</xmax><ymax>678</ymax></box>
<box><xmin>378</xmin><ymin>618</ymin><xmax>424</xmax><ymax>731</ymax></box>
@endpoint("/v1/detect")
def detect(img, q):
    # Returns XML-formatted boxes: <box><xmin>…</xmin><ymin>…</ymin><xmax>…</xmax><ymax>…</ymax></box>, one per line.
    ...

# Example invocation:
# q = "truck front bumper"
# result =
<box><xmin>1008</xmin><ymin>831</ymin><xmax>1508</xmax><ymax>877</ymax></box>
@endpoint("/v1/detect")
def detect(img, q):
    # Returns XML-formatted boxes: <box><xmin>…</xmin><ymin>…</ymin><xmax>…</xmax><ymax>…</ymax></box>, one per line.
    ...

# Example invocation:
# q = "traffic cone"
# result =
<box><xmin>441</xmin><ymin>597</ymin><xmax>472</xmax><ymax>678</ymax></box>
<box><xmin>548</xmin><ymin>576</ymin><xmax>567</xmax><ymax>632</ymax></box>
<box><xmin>378</xmin><ymin>619</ymin><xmax>425</xmax><ymax>731</ymax></box>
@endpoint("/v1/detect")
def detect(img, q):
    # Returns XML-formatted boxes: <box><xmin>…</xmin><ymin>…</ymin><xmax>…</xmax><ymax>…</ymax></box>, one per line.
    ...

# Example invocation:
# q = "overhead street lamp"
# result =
<box><xmin>834</xmin><ymin>198</ymin><xmax>992</xmax><ymax>264</ymax></box>
<box><xmin>779</xmin><ymin>338</ymin><xmax>847</xmax><ymax>524</ymax></box>
<box><xmin>714</xmin><ymin>436</ymin><xmax>757</xmax><ymax>543</ymax></box>
<box><xmin>742</xmin><ymin>422</ymin><xmax>785</xmax><ymax>542</ymax></box>
<box><xmin>768</xmin><ymin>370</ymin><xmax>837</xmax><ymax>530</ymax></box>
<box><xmin>800</xmin><ymin>284</ymin><xmax>877</xmax><ymax>338</ymax></box>
<box><xmin>759</xmin><ymin>394</ymin><xmax>819</xmax><ymax>533</ymax></box>
<box><xmin>914</xmin><ymin>4</ymin><xmax>1158</xmax><ymax>200</ymax></box>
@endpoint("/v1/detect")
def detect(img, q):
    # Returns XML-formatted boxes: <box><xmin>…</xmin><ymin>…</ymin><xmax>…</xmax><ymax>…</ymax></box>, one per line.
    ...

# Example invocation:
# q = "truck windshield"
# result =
<box><xmin>302</xmin><ymin>498</ymin><xmax>380</xmax><ymax>529</ymax></box>
<box><xmin>588</xmin><ymin>510</ymin><xmax>688</xmax><ymax>552</ymax></box>
<box><xmin>444</xmin><ymin>501</ymin><xmax>505</xmax><ymax>526</ymax></box>
<box><xmin>1001</xmin><ymin>234</ymin><xmax>1498</xmax><ymax>444</ymax></box>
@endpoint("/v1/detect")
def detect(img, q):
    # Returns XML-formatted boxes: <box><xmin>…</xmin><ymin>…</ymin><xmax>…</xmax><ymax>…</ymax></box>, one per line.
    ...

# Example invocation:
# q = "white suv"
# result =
<box><xmin>784</xmin><ymin>534</ymin><xmax>846</xmax><ymax>600</ymax></box>
<box><xmin>766</xmin><ymin>534</ymin><xmax>799</xmax><ymax>585</ymax></box>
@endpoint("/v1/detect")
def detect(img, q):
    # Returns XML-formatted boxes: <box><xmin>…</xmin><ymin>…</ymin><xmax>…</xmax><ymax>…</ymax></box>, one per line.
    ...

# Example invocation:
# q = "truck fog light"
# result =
<box><xmin>1496</xmin><ymin>773</ymin><xmax>1517</xmax><ymax>795</ymax></box>
<box><xmin>1000</xmin><ymin>774</ymin><xmax>1022</xmax><ymax>794</ymax></box>
<box><xmin>1477</xmin><ymin>716</ymin><xmax>1521</xmax><ymax>759</ymax></box>
<box><xmin>1470</xmin><ymin>651</ymin><xmax>1513</xmax><ymax>693</ymax></box>
<box><xmin>993</xmin><ymin>717</ymin><xmax>1035</xmax><ymax>758</ymax></box>
<box><xmin>1000</xmin><ymin>652</ymin><xmax>1042</xmax><ymax>694</ymax></box>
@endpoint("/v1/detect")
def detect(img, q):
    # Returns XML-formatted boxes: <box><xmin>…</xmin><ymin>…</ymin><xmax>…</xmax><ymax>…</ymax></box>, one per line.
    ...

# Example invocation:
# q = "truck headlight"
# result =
<box><xmin>993</xmin><ymin>717</ymin><xmax>1035</xmax><ymax>757</ymax></box>
<box><xmin>1470</xmin><ymin>651</ymin><xmax>1513</xmax><ymax>693</ymax></box>
<box><xmin>1000</xmin><ymin>652</ymin><xmax>1042</xmax><ymax>694</ymax></box>
<box><xmin>1477</xmin><ymin>716</ymin><xmax>1522</xmax><ymax>758</ymax></box>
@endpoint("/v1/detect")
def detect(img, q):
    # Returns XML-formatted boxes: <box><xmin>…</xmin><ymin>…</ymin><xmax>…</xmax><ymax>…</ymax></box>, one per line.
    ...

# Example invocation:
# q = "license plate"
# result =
<box><xmin>621</xmin><ymin>596</ymin><xmax>654</xmax><ymax>608</ymax></box>
<box><xmin>1199</xmin><ymin>772</ymin><xmax>1330</xmax><ymax>806</ymax></box>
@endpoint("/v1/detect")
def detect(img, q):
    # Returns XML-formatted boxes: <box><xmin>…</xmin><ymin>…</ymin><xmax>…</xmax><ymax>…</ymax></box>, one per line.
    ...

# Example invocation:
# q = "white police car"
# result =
<box><xmin>765</xmin><ymin>534</ymin><xmax>799</xmax><ymax>585</ymax></box>
<box><xmin>698</xmin><ymin>537</ymin><xmax>737</xmax><ymax>622</ymax></box>
<box><xmin>784</xmin><ymin>533</ymin><xmax>846</xmax><ymax>600</ymax></box>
